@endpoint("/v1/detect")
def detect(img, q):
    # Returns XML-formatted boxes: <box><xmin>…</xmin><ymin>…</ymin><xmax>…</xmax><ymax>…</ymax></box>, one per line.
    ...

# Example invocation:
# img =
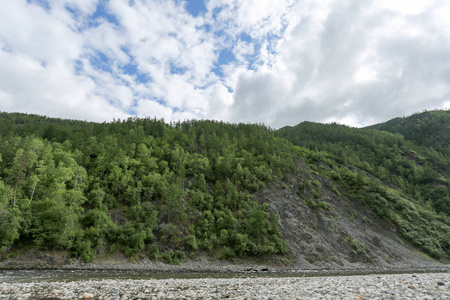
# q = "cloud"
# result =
<box><xmin>0</xmin><ymin>0</ymin><xmax>449</xmax><ymax>128</ymax></box>
<box><xmin>228</xmin><ymin>0</ymin><xmax>450</xmax><ymax>127</ymax></box>
<box><xmin>0</xmin><ymin>47</ymin><xmax>127</xmax><ymax>121</ymax></box>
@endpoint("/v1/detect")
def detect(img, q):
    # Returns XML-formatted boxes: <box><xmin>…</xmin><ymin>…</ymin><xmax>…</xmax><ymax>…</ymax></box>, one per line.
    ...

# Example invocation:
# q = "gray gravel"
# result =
<box><xmin>1</xmin><ymin>272</ymin><xmax>448</xmax><ymax>299</ymax></box>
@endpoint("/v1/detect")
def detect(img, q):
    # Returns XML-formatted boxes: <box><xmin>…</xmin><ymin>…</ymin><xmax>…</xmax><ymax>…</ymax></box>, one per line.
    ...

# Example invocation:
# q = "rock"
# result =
<box><xmin>0</xmin><ymin>272</ymin><xmax>448</xmax><ymax>300</ymax></box>
<box><xmin>49</xmin><ymin>289</ymin><xmax>62</xmax><ymax>296</ymax></box>
<box><xmin>83</xmin><ymin>292</ymin><xmax>95</xmax><ymax>299</ymax></box>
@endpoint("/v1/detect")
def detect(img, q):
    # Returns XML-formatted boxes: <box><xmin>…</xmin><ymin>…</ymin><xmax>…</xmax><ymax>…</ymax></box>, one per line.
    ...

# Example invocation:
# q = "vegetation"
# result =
<box><xmin>0</xmin><ymin>112</ymin><xmax>292</xmax><ymax>262</ymax></box>
<box><xmin>367</xmin><ymin>110</ymin><xmax>450</xmax><ymax>156</ymax></box>
<box><xmin>0</xmin><ymin>110</ymin><xmax>448</xmax><ymax>262</ymax></box>
<box><xmin>276</xmin><ymin>110</ymin><xmax>450</xmax><ymax>258</ymax></box>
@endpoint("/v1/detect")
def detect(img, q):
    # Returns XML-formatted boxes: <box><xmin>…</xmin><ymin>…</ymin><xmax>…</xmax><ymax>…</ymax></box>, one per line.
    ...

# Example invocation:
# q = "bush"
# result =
<box><xmin>271</xmin><ymin>235</ymin><xmax>289</xmax><ymax>254</ymax></box>
<box><xmin>161</xmin><ymin>250</ymin><xmax>174</xmax><ymax>264</ymax></box>
<box><xmin>221</xmin><ymin>246</ymin><xmax>235</xmax><ymax>260</ymax></box>
<box><xmin>148</xmin><ymin>245</ymin><xmax>160</xmax><ymax>260</ymax></box>
<box><xmin>161</xmin><ymin>250</ymin><xmax>185</xmax><ymax>265</ymax></box>
<box><xmin>185</xmin><ymin>235</ymin><xmax>198</xmax><ymax>251</ymax></box>
<box><xmin>72</xmin><ymin>240</ymin><xmax>93</xmax><ymax>262</ymax></box>
<box><xmin>233</xmin><ymin>233</ymin><xmax>249</xmax><ymax>255</ymax></box>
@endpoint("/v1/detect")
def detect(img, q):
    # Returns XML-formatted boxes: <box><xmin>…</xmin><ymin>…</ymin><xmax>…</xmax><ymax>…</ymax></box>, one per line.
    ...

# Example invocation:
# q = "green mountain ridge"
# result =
<box><xmin>366</xmin><ymin>110</ymin><xmax>450</xmax><ymax>156</ymax></box>
<box><xmin>276</xmin><ymin>111</ymin><xmax>449</xmax><ymax>261</ymax></box>
<box><xmin>0</xmin><ymin>110</ymin><xmax>448</xmax><ymax>267</ymax></box>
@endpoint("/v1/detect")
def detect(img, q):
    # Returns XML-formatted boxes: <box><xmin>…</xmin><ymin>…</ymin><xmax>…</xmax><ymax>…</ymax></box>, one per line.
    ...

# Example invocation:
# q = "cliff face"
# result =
<box><xmin>255</xmin><ymin>162</ymin><xmax>441</xmax><ymax>268</ymax></box>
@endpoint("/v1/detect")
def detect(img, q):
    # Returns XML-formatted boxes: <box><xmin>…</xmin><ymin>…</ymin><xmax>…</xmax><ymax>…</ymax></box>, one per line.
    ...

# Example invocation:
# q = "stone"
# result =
<box><xmin>83</xmin><ymin>292</ymin><xmax>95</xmax><ymax>299</ymax></box>
<box><xmin>0</xmin><ymin>272</ymin><xmax>449</xmax><ymax>300</ymax></box>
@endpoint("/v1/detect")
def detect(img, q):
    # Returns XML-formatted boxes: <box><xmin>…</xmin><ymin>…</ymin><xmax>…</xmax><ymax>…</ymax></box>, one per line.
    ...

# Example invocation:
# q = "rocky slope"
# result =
<box><xmin>256</xmin><ymin>169</ymin><xmax>441</xmax><ymax>269</ymax></box>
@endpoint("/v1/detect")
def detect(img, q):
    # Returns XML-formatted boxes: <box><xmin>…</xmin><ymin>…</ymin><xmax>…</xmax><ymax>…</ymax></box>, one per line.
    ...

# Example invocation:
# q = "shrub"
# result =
<box><xmin>221</xmin><ymin>246</ymin><xmax>235</xmax><ymax>260</ymax></box>
<box><xmin>185</xmin><ymin>235</ymin><xmax>198</xmax><ymax>251</ymax></box>
<box><xmin>148</xmin><ymin>245</ymin><xmax>160</xmax><ymax>260</ymax></box>
<box><xmin>161</xmin><ymin>250</ymin><xmax>185</xmax><ymax>264</ymax></box>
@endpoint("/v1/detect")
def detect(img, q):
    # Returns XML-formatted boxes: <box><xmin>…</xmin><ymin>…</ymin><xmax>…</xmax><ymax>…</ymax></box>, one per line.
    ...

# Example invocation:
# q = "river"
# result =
<box><xmin>0</xmin><ymin>268</ymin><xmax>256</xmax><ymax>283</ymax></box>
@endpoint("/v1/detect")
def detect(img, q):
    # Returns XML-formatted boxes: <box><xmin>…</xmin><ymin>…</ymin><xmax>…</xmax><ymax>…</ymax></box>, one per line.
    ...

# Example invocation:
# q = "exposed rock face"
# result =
<box><xmin>255</xmin><ymin>166</ymin><xmax>439</xmax><ymax>268</ymax></box>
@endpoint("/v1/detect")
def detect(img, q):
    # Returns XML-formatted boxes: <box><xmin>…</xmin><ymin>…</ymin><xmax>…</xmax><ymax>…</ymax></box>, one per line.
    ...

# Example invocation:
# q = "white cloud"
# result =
<box><xmin>0</xmin><ymin>1</ymin><xmax>82</xmax><ymax>64</ymax></box>
<box><xmin>0</xmin><ymin>0</ymin><xmax>449</xmax><ymax>128</ymax></box>
<box><xmin>0</xmin><ymin>47</ymin><xmax>127</xmax><ymax>121</ymax></box>
<box><xmin>228</xmin><ymin>0</ymin><xmax>450</xmax><ymax>127</ymax></box>
<box><xmin>49</xmin><ymin>0</ymin><xmax>99</xmax><ymax>15</ymax></box>
<box><xmin>134</xmin><ymin>99</ymin><xmax>173</xmax><ymax>121</ymax></box>
<box><xmin>206</xmin><ymin>0</ymin><xmax>291</xmax><ymax>39</ymax></box>
<box><xmin>376</xmin><ymin>0</ymin><xmax>433</xmax><ymax>16</ymax></box>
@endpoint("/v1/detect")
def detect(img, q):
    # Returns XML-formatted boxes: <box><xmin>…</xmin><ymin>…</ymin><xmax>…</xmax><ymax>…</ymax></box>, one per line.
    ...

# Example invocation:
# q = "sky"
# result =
<box><xmin>0</xmin><ymin>0</ymin><xmax>449</xmax><ymax>128</ymax></box>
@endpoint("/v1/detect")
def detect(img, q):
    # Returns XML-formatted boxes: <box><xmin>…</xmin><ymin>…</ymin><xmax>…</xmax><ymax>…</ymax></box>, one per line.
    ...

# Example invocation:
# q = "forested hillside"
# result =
<box><xmin>0</xmin><ymin>110</ymin><xmax>449</xmax><ymax>266</ymax></box>
<box><xmin>276</xmin><ymin>110</ymin><xmax>450</xmax><ymax>259</ymax></box>
<box><xmin>0</xmin><ymin>113</ymin><xmax>293</xmax><ymax>263</ymax></box>
<box><xmin>367</xmin><ymin>110</ymin><xmax>450</xmax><ymax>156</ymax></box>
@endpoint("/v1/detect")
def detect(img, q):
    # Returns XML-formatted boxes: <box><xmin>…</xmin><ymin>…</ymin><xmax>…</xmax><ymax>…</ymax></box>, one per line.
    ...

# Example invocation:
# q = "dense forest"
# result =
<box><xmin>0</xmin><ymin>110</ymin><xmax>449</xmax><ymax>263</ymax></box>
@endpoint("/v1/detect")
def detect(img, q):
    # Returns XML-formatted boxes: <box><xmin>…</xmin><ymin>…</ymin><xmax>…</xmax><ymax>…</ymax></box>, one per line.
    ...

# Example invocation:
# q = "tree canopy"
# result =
<box><xmin>0</xmin><ymin>110</ymin><xmax>448</xmax><ymax>261</ymax></box>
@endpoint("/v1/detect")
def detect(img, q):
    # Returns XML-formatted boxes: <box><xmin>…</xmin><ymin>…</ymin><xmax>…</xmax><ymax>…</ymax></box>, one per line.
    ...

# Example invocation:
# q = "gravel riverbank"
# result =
<box><xmin>1</xmin><ymin>272</ymin><xmax>448</xmax><ymax>299</ymax></box>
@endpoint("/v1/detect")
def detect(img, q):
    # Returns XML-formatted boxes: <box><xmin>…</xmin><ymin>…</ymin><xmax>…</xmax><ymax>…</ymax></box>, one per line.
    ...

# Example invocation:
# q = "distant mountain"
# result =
<box><xmin>366</xmin><ymin>110</ymin><xmax>450</xmax><ymax>156</ymax></box>
<box><xmin>0</xmin><ymin>111</ymin><xmax>449</xmax><ymax>269</ymax></box>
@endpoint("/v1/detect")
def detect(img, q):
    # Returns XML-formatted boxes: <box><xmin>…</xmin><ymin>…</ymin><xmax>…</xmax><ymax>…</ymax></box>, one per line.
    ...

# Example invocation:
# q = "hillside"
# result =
<box><xmin>366</xmin><ymin>110</ymin><xmax>450</xmax><ymax>156</ymax></box>
<box><xmin>276</xmin><ymin>111</ymin><xmax>449</xmax><ymax>261</ymax></box>
<box><xmin>0</xmin><ymin>111</ymin><xmax>449</xmax><ymax>269</ymax></box>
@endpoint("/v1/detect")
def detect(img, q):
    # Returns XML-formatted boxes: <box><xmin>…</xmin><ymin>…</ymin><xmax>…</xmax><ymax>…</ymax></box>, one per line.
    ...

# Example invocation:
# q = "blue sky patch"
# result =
<box><xmin>122</xmin><ymin>63</ymin><xmax>149</xmax><ymax>84</ymax></box>
<box><xmin>120</xmin><ymin>47</ymin><xmax>150</xmax><ymax>84</ymax></box>
<box><xmin>91</xmin><ymin>1</ymin><xmax>120</xmax><ymax>26</ymax></box>
<box><xmin>199</xmin><ymin>23</ymin><xmax>211</xmax><ymax>33</ymax></box>
<box><xmin>211</xmin><ymin>5</ymin><xmax>223</xmax><ymax>19</ymax></box>
<box><xmin>212</xmin><ymin>48</ymin><xmax>235</xmax><ymax>76</ymax></box>
<box><xmin>65</xmin><ymin>5</ymin><xmax>79</xmax><ymax>18</ymax></box>
<box><xmin>240</xmin><ymin>33</ymin><xmax>252</xmax><ymax>43</ymax></box>
<box><xmin>185</xmin><ymin>0</ymin><xmax>207</xmax><ymax>17</ymax></box>
<box><xmin>89</xmin><ymin>51</ymin><xmax>112</xmax><ymax>73</ymax></box>
<box><xmin>218</xmin><ymin>48</ymin><xmax>234</xmax><ymax>65</ymax></box>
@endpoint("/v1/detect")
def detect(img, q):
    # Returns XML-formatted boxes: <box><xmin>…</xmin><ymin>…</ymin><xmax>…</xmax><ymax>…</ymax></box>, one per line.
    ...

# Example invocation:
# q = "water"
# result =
<box><xmin>0</xmin><ymin>269</ymin><xmax>268</xmax><ymax>283</ymax></box>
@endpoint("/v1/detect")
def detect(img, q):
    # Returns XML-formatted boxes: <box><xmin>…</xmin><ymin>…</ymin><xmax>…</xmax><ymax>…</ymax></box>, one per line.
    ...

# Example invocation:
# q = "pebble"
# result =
<box><xmin>83</xmin><ymin>292</ymin><xmax>95</xmax><ymax>299</ymax></box>
<box><xmin>0</xmin><ymin>272</ymin><xmax>448</xmax><ymax>299</ymax></box>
